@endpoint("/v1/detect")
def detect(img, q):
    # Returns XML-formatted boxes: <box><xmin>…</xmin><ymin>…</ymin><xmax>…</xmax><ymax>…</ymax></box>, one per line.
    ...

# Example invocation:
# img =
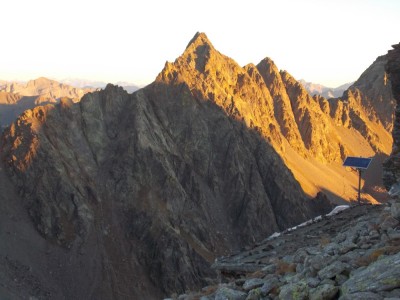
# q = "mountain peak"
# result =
<box><xmin>33</xmin><ymin>76</ymin><xmax>53</xmax><ymax>82</ymax></box>
<box><xmin>157</xmin><ymin>32</ymin><xmax>221</xmax><ymax>81</ymax></box>
<box><xmin>256</xmin><ymin>57</ymin><xmax>280</xmax><ymax>75</ymax></box>
<box><xmin>259</xmin><ymin>57</ymin><xmax>275</xmax><ymax>65</ymax></box>
<box><xmin>28</xmin><ymin>77</ymin><xmax>57</xmax><ymax>85</ymax></box>
<box><xmin>185</xmin><ymin>32</ymin><xmax>214</xmax><ymax>50</ymax></box>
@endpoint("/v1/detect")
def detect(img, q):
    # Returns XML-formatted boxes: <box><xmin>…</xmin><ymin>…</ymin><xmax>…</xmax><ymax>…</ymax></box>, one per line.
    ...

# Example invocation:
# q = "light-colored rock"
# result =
<box><xmin>339</xmin><ymin>291</ymin><xmax>383</xmax><ymax>300</ymax></box>
<box><xmin>381</xmin><ymin>215</ymin><xmax>400</xmax><ymax>230</ymax></box>
<box><xmin>305</xmin><ymin>254</ymin><xmax>335</xmax><ymax>272</ymax></box>
<box><xmin>318</xmin><ymin>261</ymin><xmax>350</xmax><ymax>280</ymax></box>
<box><xmin>335</xmin><ymin>274</ymin><xmax>348</xmax><ymax>285</ymax></box>
<box><xmin>244</xmin><ymin>288</ymin><xmax>264</xmax><ymax>300</ymax></box>
<box><xmin>243</xmin><ymin>278</ymin><xmax>265</xmax><ymax>291</ymax></box>
<box><xmin>306</xmin><ymin>277</ymin><xmax>320</xmax><ymax>288</ymax></box>
<box><xmin>262</xmin><ymin>264</ymin><xmax>277</xmax><ymax>274</ymax></box>
<box><xmin>260</xmin><ymin>277</ymin><xmax>280</xmax><ymax>295</ymax></box>
<box><xmin>323</xmin><ymin>243</ymin><xmax>340</xmax><ymax>255</ymax></box>
<box><xmin>309</xmin><ymin>284</ymin><xmax>338</xmax><ymax>300</ymax></box>
<box><xmin>390</xmin><ymin>202</ymin><xmax>400</xmax><ymax>220</ymax></box>
<box><xmin>279</xmin><ymin>282</ymin><xmax>308</xmax><ymax>300</ymax></box>
<box><xmin>338</xmin><ymin>241</ymin><xmax>358</xmax><ymax>254</ymax></box>
<box><xmin>341</xmin><ymin>252</ymin><xmax>400</xmax><ymax>294</ymax></box>
<box><xmin>215</xmin><ymin>287</ymin><xmax>247</xmax><ymax>300</ymax></box>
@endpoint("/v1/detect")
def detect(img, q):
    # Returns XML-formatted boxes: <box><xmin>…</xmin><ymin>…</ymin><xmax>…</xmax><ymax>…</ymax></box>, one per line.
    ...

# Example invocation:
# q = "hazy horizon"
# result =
<box><xmin>0</xmin><ymin>75</ymin><xmax>354</xmax><ymax>90</ymax></box>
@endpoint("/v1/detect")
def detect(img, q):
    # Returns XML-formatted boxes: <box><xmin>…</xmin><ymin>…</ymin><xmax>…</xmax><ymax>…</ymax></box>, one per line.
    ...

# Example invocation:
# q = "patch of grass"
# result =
<box><xmin>269</xmin><ymin>286</ymin><xmax>280</xmax><ymax>296</ymax></box>
<box><xmin>248</xmin><ymin>270</ymin><xmax>266</xmax><ymax>278</ymax></box>
<box><xmin>369</xmin><ymin>222</ymin><xmax>381</xmax><ymax>233</ymax></box>
<box><xmin>275</xmin><ymin>260</ymin><xmax>297</xmax><ymax>275</ymax></box>
<box><xmin>356</xmin><ymin>248</ymin><xmax>385</xmax><ymax>267</ymax></box>
<box><xmin>356</xmin><ymin>246</ymin><xmax>400</xmax><ymax>267</ymax></box>
<box><xmin>319</xmin><ymin>236</ymin><xmax>331</xmax><ymax>247</ymax></box>
<box><xmin>201</xmin><ymin>284</ymin><xmax>218</xmax><ymax>295</ymax></box>
<box><xmin>388</xmin><ymin>238</ymin><xmax>400</xmax><ymax>247</ymax></box>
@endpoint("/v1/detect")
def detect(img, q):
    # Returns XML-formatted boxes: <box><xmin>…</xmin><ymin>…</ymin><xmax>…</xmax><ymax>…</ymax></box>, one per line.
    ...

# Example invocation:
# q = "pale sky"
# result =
<box><xmin>1</xmin><ymin>0</ymin><xmax>399</xmax><ymax>88</ymax></box>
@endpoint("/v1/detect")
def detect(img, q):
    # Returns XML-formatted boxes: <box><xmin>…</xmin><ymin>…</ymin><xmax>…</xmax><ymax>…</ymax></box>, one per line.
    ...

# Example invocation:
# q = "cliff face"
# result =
<box><xmin>350</xmin><ymin>55</ymin><xmax>395</xmax><ymax>132</ymax></box>
<box><xmin>0</xmin><ymin>33</ymin><xmax>396</xmax><ymax>298</ymax></box>
<box><xmin>2</xmin><ymin>35</ymin><xmax>393</xmax><ymax>204</ymax></box>
<box><xmin>1</xmin><ymin>64</ymin><xmax>330</xmax><ymax>298</ymax></box>
<box><xmin>158</xmin><ymin>33</ymin><xmax>392</xmax><ymax>202</ymax></box>
<box><xmin>383</xmin><ymin>43</ymin><xmax>400</xmax><ymax>191</ymax></box>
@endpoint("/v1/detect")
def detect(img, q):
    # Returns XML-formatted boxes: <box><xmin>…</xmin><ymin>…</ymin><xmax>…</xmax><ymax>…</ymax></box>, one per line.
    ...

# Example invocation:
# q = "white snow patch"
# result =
<box><xmin>326</xmin><ymin>205</ymin><xmax>350</xmax><ymax>217</ymax></box>
<box><xmin>266</xmin><ymin>205</ymin><xmax>350</xmax><ymax>240</ymax></box>
<box><xmin>267</xmin><ymin>232</ymin><xmax>281</xmax><ymax>240</ymax></box>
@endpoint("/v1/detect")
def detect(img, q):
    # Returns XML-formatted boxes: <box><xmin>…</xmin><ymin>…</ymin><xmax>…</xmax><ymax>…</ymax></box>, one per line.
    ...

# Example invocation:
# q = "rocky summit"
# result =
<box><xmin>0</xmin><ymin>39</ymin><xmax>332</xmax><ymax>298</ymax></box>
<box><xmin>156</xmin><ymin>32</ymin><xmax>393</xmax><ymax>203</ymax></box>
<box><xmin>0</xmin><ymin>33</ymin><xmax>398</xmax><ymax>299</ymax></box>
<box><xmin>170</xmin><ymin>41</ymin><xmax>400</xmax><ymax>300</ymax></box>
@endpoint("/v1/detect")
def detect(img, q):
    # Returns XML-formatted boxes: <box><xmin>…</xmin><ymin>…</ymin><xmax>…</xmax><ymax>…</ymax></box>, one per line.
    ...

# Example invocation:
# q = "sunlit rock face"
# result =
<box><xmin>2</xmin><ymin>33</ymin><xmax>389</xmax><ymax>206</ymax></box>
<box><xmin>0</xmin><ymin>34</ymin><xmax>331</xmax><ymax>298</ymax></box>
<box><xmin>158</xmin><ymin>33</ymin><xmax>393</xmax><ymax>203</ymax></box>
<box><xmin>383</xmin><ymin>43</ymin><xmax>400</xmax><ymax>191</ymax></box>
<box><xmin>0</xmin><ymin>32</ymin><xmax>395</xmax><ymax>298</ymax></box>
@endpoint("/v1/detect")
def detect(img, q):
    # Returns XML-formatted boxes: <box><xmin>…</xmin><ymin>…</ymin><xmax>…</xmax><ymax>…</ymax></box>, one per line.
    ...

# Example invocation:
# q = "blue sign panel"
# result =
<box><xmin>343</xmin><ymin>156</ymin><xmax>372</xmax><ymax>169</ymax></box>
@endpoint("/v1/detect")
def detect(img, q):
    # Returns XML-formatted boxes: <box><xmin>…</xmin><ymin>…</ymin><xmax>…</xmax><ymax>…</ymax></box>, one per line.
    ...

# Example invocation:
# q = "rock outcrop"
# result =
<box><xmin>173</xmin><ymin>204</ymin><xmax>400</xmax><ymax>300</ymax></box>
<box><xmin>0</xmin><ymin>33</ymin><xmax>396</xmax><ymax>299</ymax></box>
<box><xmin>349</xmin><ymin>55</ymin><xmax>395</xmax><ymax>132</ymax></box>
<box><xmin>156</xmin><ymin>33</ymin><xmax>392</xmax><ymax>203</ymax></box>
<box><xmin>383</xmin><ymin>43</ymin><xmax>400</xmax><ymax>192</ymax></box>
<box><xmin>0</xmin><ymin>73</ymin><xmax>331</xmax><ymax>297</ymax></box>
<box><xmin>2</xmin><ymin>35</ymin><xmax>394</xmax><ymax>205</ymax></box>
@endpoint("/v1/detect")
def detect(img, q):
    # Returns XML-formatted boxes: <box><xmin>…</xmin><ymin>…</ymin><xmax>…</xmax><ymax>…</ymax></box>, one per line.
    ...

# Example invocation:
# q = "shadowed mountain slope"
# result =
<box><xmin>383</xmin><ymin>43</ymin><xmax>400</xmax><ymax>191</ymax></box>
<box><xmin>349</xmin><ymin>55</ymin><xmax>395</xmax><ymax>132</ymax></box>
<box><xmin>0</xmin><ymin>41</ymin><xmax>331</xmax><ymax>298</ymax></box>
<box><xmin>0</xmin><ymin>33</ymin><xmax>395</xmax><ymax>299</ymax></box>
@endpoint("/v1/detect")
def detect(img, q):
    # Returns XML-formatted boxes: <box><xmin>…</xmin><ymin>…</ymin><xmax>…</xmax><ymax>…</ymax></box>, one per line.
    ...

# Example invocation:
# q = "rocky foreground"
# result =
<box><xmin>169</xmin><ymin>201</ymin><xmax>400</xmax><ymax>300</ymax></box>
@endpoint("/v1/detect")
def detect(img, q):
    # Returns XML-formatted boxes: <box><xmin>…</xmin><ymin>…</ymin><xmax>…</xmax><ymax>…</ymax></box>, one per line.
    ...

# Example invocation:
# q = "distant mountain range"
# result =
<box><xmin>59</xmin><ymin>78</ymin><xmax>142</xmax><ymax>93</ymax></box>
<box><xmin>0</xmin><ymin>77</ymin><xmax>352</xmax><ymax>129</ymax></box>
<box><xmin>0</xmin><ymin>78</ymin><xmax>142</xmax><ymax>129</ymax></box>
<box><xmin>0</xmin><ymin>77</ymin><xmax>97</xmax><ymax>129</ymax></box>
<box><xmin>299</xmin><ymin>79</ymin><xmax>353</xmax><ymax>98</ymax></box>
<box><xmin>0</xmin><ymin>77</ymin><xmax>95</xmax><ymax>99</ymax></box>
<box><xmin>0</xmin><ymin>77</ymin><xmax>98</xmax><ymax>129</ymax></box>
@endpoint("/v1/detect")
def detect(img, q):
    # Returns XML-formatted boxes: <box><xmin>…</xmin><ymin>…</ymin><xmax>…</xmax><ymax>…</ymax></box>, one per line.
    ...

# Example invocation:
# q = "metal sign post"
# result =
<box><xmin>358</xmin><ymin>169</ymin><xmax>362</xmax><ymax>204</ymax></box>
<box><xmin>343</xmin><ymin>156</ymin><xmax>373</xmax><ymax>205</ymax></box>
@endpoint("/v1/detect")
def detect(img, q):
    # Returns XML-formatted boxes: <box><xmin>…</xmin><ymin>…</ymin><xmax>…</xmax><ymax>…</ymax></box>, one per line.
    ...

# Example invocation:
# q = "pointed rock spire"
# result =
<box><xmin>185</xmin><ymin>32</ymin><xmax>214</xmax><ymax>50</ymax></box>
